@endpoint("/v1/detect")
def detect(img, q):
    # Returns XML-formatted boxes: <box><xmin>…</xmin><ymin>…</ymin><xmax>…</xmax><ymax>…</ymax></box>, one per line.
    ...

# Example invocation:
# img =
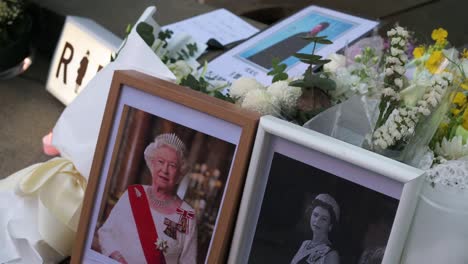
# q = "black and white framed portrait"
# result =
<box><xmin>229</xmin><ymin>116</ymin><xmax>425</xmax><ymax>264</ymax></box>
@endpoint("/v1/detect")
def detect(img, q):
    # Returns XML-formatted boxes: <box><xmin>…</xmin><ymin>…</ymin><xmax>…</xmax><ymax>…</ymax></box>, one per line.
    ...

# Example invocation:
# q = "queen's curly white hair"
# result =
<box><xmin>143</xmin><ymin>133</ymin><xmax>191</xmax><ymax>176</ymax></box>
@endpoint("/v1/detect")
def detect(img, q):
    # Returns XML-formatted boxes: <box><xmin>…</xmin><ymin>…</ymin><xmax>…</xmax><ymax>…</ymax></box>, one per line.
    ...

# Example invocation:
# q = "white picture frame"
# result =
<box><xmin>229</xmin><ymin>116</ymin><xmax>424</xmax><ymax>264</ymax></box>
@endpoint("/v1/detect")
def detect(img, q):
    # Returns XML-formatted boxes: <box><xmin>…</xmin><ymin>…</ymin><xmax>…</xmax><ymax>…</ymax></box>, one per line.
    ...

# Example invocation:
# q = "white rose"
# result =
<box><xmin>324</xmin><ymin>53</ymin><xmax>346</xmax><ymax>73</ymax></box>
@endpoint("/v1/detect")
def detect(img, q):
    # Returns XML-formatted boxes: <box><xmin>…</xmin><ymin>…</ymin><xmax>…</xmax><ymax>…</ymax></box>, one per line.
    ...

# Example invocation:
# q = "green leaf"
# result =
<box><xmin>272</xmin><ymin>73</ymin><xmax>288</xmax><ymax>83</ymax></box>
<box><xmin>289</xmin><ymin>79</ymin><xmax>306</xmax><ymax>88</ymax></box>
<box><xmin>158</xmin><ymin>29</ymin><xmax>173</xmax><ymax>42</ymax></box>
<box><xmin>314</xmin><ymin>38</ymin><xmax>333</xmax><ymax>45</ymax></box>
<box><xmin>309</xmin><ymin>74</ymin><xmax>336</xmax><ymax>91</ymax></box>
<box><xmin>180</xmin><ymin>74</ymin><xmax>201</xmax><ymax>91</ymax></box>
<box><xmin>290</xmin><ymin>66</ymin><xmax>336</xmax><ymax>91</ymax></box>
<box><xmin>214</xmin><ymin>91</ymin><xmax>235</xmax><ymax>103</ymax></box>
<box><xmin>136</xmin><ymin>22</ymin><xmax>155</xmax><ymax>46</ymax></box>
<box><xmin>267</xmin><ymin>57</ymin><xmax>289</xmax><ymax>82</ymax></box>
<box><xmin>293</xmin><ymin>53</ymin><xmax>322</xmax><ymax>61</ymax></box>
<box><xmin>125</xmin><ymin>24</ymin><xmax>133</xmax><ymax>35</ymax></box>
<box><xmin>300</xmin><ymin>35</ymin><xmax>333</xmax><ymax>44</ymax></box>
<box><xmin>187</xmin><ymin>43</ymin><xmax>198</xmax><ymax>56</ymax></box>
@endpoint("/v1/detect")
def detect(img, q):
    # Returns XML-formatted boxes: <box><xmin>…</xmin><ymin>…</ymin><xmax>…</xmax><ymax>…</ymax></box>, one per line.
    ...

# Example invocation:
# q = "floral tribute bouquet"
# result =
<box><xmin>119</xmin><ymin>21</ymin><xmax>234</xmax><ymax>102</ymax></box>
<box><xmin>313</xmin><ymin>26</ymin><xmax>467</xmax><ymax>167</ymax></box>
<box><xmin>228</xmin><ymin>35</ymin><xmax>336</xmax><ymax>125</ymax></box>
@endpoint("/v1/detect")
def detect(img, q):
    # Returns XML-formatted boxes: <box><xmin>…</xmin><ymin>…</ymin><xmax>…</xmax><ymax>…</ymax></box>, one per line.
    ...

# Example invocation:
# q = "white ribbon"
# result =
<box><xmin>0</xmin><ymin>158</ymin><xmax>86</xmax><ymax>263</ymax></box>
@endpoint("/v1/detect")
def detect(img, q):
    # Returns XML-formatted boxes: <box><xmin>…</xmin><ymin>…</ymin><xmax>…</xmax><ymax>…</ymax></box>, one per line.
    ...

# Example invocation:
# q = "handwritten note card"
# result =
<box><xmin>162</xmin><ymin>9</ymin><xmax>259</xmax><ymax>46</ymax></box>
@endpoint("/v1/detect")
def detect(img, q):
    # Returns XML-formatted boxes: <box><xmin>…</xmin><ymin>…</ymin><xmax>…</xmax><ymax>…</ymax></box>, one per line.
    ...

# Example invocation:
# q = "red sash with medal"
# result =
<box><xmin>128</xmin><ymin>185</ymin><xmax>166</xmax><ymax>264</ymax></box>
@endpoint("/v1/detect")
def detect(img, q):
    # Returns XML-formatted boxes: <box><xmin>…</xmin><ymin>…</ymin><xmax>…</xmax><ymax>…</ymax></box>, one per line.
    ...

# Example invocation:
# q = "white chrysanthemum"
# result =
<box><xmin>241</xmin><ymin>89</ymin><xmax>279</xmax><ymax>116</ymax></box>
<box><xmin>434</xmin><ymin>136</ymin><xmax>468</xmax><ymax>160</ymax></box>
<box><xmin>324</xmin><ymin>53</ymin><xmax>346</xmax><ymax>72</ymax></box>
<box><xmin>229</xmin><ymin>77</ymin><xmax>264</xmax><ymax>100</ymax></box>
<box><xmin>266</xmin><ymin>81</ymin><xmax>302</xmax><ymax>112</ymax></box>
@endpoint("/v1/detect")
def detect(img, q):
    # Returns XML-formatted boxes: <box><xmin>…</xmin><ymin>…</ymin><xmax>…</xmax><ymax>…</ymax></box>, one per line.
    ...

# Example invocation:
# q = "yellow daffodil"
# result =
<box><xmin>462</xmin><ymin>48</ymin><xmax>468</xmax><ymax>59</ymax></box>
<box><xmin>452</xmin><ymin>108</ymin><xmax>461</xmax><ymax>116</ymax></box>
<box><xmin>453</xmin><ymin>92</ymin><xmax>467</xmax><ymax>106</ymax></box>
<box><xmin>425</xmin><ymin>51</ymin><xmax>445</xmax><ymax>74</ymax></box>
<box><xmin>431</xmin><ymin>28</ymin><xmax>448</xmax><ymax>44</ymax></box>
<box><xmin>462</xmin><ymin>80</ymin><xmax>468</xmax><ymax>90</ymax></box>
<box><xmin>413</xmin><ymin>46</ymin><xmax>425</xmax><ymax>59</ymax></box>
<box><xmin>439</xmin><ymin>122</ymin><xmax>449</xmax><ymax>132</ymax></box>
<box><xmin>463</xmin><ymin>109</ymin><xmax>468</xmax><ymax>129</ymax></box>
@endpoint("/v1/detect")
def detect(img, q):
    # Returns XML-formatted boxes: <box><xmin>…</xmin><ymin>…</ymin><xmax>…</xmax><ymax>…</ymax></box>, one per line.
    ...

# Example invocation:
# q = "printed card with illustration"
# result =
<box><xmin>205</xmin><ymin>5</ymin><xmax>378</xmax><ymax>86</ymax></box>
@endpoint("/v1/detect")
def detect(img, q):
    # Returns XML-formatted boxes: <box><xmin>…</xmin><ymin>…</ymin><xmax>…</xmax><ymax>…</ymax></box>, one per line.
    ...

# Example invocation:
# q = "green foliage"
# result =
<box><xmin>290</xmin><ymin>66</ymin><xmax>336</xmax><ymax>91</ymax></box>
<box><xmin>267</xmin><ymin>58</ymin><xmax>288</xmax><ymax>82</ymax></box>
<box><xmin>111</xmin><ymin>23</ymin><xmax>133</xmax><ymax>62</ymax></box>
<box><xmin>300</xmin><ymin>35</ymin><xmax>333</xmax><ymax>44</ymax></box>
<box><xmin>175</xmin><ymin>42</ymin><xmax>199</xmax><ymax>61</ymax></box>
<box><xmin>294</xmin><ymin>53</ymin><xmax>331</xmax><ymax>67</ymax></box>
<box><xmin>136</xmin><ymin>22</ymin><xmax>155</xmax><ymax>47</ymax></box>
<box><xmin>179</xmin><ymin>73</ymin><xmax>234</xmax><ymax>103</ymax></box>
<box><xmin>180</xmin><ymin>74</ymin><xmax>208</xmax><ymax>93</ymax></box>
<box><xmin>186</xmin><ymin>43</ymin><xmax>198</xmax><ymax>56</ymax></box>
<box><xmin>290</xmin><ymin>35</ymin><xmax>336</xmax><ymax>93</ymax></box>
<box><xmin>157</xmin><ymin>29</ymin><xmax>173</xmax><ymax>48</ymax></box>
<box><xmin>213</xmin><ymin>90</ymin><xmax>235</xmax><ymax>103</ymax></box>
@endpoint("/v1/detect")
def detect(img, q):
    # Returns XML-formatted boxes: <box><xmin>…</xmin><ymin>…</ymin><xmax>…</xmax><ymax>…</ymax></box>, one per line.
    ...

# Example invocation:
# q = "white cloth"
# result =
<box><xmin>97</xmin><ymin>185</ymin><xmax>197</xmax><ymax>264</ymax></box>
<box><xmin>0</xmin><ymin>158</ymin><xmax>86</xmax><ymax>264</ymax></box>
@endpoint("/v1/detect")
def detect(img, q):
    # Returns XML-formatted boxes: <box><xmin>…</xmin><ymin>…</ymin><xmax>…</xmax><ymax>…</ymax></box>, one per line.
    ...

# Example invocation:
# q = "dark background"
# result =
<box><xmin>248</xmin><ymin>153</ymin><xmax>399</xmax><ymax>264</ymax></box>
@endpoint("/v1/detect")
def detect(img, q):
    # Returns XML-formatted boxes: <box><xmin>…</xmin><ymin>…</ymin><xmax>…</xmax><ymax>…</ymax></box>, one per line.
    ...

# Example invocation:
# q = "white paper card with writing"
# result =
<box><xmin>162</xmin><ymin>8</ymin><xmax>259</xmax><ymax>48</ymax></box>
<box><xmin>46</xmin><ymin>16</ymin><xmax>122</xmax><ymax>105</ymax></box>
<box><xmin>205</xmin><ymin>5</ymin><xmax>378</xmax><ymax>87</ymax></box>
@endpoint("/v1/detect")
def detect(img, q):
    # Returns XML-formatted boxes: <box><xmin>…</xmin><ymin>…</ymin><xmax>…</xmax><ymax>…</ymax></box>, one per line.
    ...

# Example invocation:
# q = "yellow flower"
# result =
<box><xmin>462</xmin><ymin>48</ymin><xmax>468</xmax><ymax>59</ymax></box>
<box><xmin>413</xmin><ymin>46</ymin><xmax>425</xmax><ymax>58</ymax></box>
<box><xmin>439</xmin><ymin>122</ymin><xmax>449</xmax><ymax>131</ymax></box>
<box><xmin>463</xmin><ymin>109</ymin><xmax>468</xmax><ymax>129</ymax></box>
<box><xmin>452</xmin><ymin>108</ymin><xmax>461</xmax><ymax>116</ymax></box>
<box><xmin>431</xmin><ymin>28</ymin><xmax>448</xmax><ymax>44</ymax></box>
<box><xmin>462</xmin><ymin>81</ymin><xmax>468</xmax><ymax>90</ymax></box>
<box><xmin>453</xmin><ymin>92</ymin><xmax>467</xmax><ymax>106</ymax></box>
<box><xmin>425</xmin><ymin>51</ymin><xmax>445</xmax><ymax>74</ymax></box>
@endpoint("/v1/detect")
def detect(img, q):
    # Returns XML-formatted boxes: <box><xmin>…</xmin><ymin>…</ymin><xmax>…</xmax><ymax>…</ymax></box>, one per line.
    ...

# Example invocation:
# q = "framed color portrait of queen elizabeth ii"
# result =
<box><xmin>72</xmin><ymin>70</ymin><xmax>259</xmax><ymax>264</ymax></box>
<box><xmin>229</xmin><ymin>116</ymin><xmax>425</xmax><ymax>264</ymax></box>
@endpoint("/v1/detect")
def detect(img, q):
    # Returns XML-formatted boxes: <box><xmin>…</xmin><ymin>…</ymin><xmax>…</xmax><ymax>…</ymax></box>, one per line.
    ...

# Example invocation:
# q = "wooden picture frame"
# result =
<box><xmin>229</xmin><ymin>116</ymin><xmax>425</xmax><ymax>264</ymax></box>
<box><xmin>72</xmin><ymin>70</ymin><xmax>259</xmax><ymax>264</ymax></box>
